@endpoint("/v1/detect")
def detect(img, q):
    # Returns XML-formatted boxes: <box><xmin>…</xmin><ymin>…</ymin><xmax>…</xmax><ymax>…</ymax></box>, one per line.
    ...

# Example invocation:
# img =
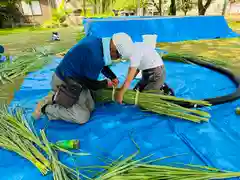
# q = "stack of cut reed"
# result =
<box><xmin>0</xmin><ymin>52</ymin><xmax>52</xmax><ymax>85</ymax></box>
<box><xmin>0</xmin><ymin>105</ymin><xmax>89</xmax><ymax>180</ymax></box>
<box><xmin>95</xmin><ymin>88</ymin><xmax>211</xmax><ymax>123</ymax></box>
<box><xmin>92</xmin><ymin>150</ymin><xmax>240</xmax><ymax>180</ymax></box>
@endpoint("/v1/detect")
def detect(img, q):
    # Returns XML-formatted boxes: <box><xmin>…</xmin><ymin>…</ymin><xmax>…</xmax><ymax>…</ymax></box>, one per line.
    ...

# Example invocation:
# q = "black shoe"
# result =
<box><xmin>160</xmin><ymin>83</ymin><xmax>175</xmax><ymax>96</ymax></box>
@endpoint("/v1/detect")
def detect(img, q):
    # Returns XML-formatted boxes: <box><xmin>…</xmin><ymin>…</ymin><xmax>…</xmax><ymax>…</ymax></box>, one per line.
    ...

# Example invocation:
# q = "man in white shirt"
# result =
<box><xmin>113</xmin><ymin>32</ymin><xmax>174</xmax><ymax>104</ymax></box>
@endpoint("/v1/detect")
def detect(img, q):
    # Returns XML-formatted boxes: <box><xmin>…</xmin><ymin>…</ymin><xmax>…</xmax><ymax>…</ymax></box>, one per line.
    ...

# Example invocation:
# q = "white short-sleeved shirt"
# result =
<box><xmin>129</xmin><ymin>42</ymin><xmax>164</xmax><ymax>70</ymax></box>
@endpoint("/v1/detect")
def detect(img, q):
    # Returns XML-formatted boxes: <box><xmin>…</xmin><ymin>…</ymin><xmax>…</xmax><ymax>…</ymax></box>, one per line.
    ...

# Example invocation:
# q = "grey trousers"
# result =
<box><xmin>135</xmin><ymin>66</ymin><xmax>166</xmax><ymax>91</ymax></box>
<box><xmin>45</xmin><ymin>73</ymin><xmax>95</xmax><ymax>124</ymax></box>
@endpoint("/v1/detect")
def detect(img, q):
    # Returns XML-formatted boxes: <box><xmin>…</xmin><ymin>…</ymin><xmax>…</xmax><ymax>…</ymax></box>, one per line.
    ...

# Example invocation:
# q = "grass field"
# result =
<box><xmin>157</xmin><ymin>19</ymin><xmax>240</xmax><ymax>75</ymax></box>
<box><xmin>1</xmin><ymin>26</ymin><xmax>81</xmax><ymax>55</ymax></box>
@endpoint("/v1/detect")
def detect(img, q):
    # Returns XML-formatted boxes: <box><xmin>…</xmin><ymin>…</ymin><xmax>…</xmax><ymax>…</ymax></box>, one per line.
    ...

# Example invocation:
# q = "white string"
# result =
<box><xmin>112</xmin><ymin>87</ymin><xmax>116</xmax><ymax>101</ymax></box>
<box><xmin>134</xmin><ymin>90</ymin><xmax>140</xmax><ymax>105</ymax></box>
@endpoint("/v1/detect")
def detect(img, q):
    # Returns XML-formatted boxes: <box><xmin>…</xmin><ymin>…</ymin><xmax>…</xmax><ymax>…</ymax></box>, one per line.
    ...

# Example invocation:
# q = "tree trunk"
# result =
<box><xmin>221</xmin><ymin>0</ymin><xmax>228</xmax><ymax>15</ymax></box>
<box><xmin>100</xmin><ymin>0</ymin><xmax>103</xmax><ymax>13</ymax></box>
<box><xmin>150</xmin><ymin>0</ymin><xmax>161</xmax><ymax>15</ymax></box>
<box><xmin>47</xmin><ymin>0</ymin><xmax>52</xmax><ymax>28</ymax></box>
<box><xmin>159</xmin><ymin>0</ymin><xmax>162</xmax><ymax>15</ymax></box>
<box><xmin>169</xmin><ymin>0</ymin><xmax>176</xmax><ymax>15</ymax></box>
<box><xmin>83</xmin><ymin>0</ymin><xmax>86</xmax><ymax>16</ymax></box>
<box><xmin>198</xmin><ymin>0</ymin><xmax>212</xmax><ymax>15</ymax></box>
<box><xmin>93</xmin><ymin>0</ymin><xmax>97</xmax><ymax>14</ymax></box>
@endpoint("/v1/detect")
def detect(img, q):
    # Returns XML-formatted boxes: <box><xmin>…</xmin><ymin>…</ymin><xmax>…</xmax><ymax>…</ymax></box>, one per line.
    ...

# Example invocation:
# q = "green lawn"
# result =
<box><xmin>0</xmin><ymin>27</ymin><xmax>54</xmax><ymax>36</ymax></box>
<box><xmin>1</xmin><ymin>26</ymin><xmax>82</xmax><ymax>55</ymax></box>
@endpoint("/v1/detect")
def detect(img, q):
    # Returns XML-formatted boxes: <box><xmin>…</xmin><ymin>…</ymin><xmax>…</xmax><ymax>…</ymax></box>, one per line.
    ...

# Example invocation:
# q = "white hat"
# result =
<box><xmin>112</xmin><ymin>32</ymin><xmax>133</xmax><ymax>59</ymax></box>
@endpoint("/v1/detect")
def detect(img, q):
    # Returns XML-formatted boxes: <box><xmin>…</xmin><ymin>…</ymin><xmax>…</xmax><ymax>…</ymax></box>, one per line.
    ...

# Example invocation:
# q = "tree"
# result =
<box><xmin>88</xmin><ymin>0</ymin><xmax>116</xmax><ymax>14</ymax></box>
<box><xmin>198</xmin><ymin>0</ymin><xmax>213</xmax><ymax>15</ymax></box>
<box><xmin>0</xmin><ymin>0</ymin><xmax>23</xmax><ymax>28</ymax></box>
<box><xmin>180</xmin><ymin>0</ymin><xmax>194</xmax><ymax>15</ymax></box>
<box><xmin>83</xmin><ymin>0</ymin><xmax>86</xmax><ymax>16</ymax></box>
<box><xmin>150</xmin><ymin>0</ymin><xmax>162</xmax><ymax>15</ymax></box>
<box><xmin>221</xmin><ymin>0</ymin><xmax>228</xmax><ymax>15</ymax></box>
<box><xmin>169</xmin><ymin>0</ymin><xmax>177</xmax><ymax>15</ymax></box>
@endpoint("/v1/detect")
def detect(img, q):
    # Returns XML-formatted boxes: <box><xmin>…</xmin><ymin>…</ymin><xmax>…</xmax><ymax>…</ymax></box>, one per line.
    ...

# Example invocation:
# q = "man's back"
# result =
<box><xmin>56</xmin><ymin>36</ymin><xmax>105</xmax><ymax>81</ymax></box>
<box><xmin>130</xmin><ymin>42</ymin><xmax>163</xmax><ymax>71</ymax></box>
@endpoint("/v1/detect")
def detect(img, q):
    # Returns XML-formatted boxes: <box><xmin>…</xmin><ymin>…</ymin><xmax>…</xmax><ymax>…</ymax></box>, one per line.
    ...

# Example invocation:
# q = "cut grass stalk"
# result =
<box><xmin>0</xmin><ymin>52</ymin><xmax>52</xmax><ymax>85</ymax></box>
<box><xmin>0</xmin><ymin>105</ymin><xmax>90</xmax><ymax>177</ymax></box>
<box><xmin>40</xmin><ymin>130</ymin><xmax>83</xmax><ymax>180</ymax></box>
<box><xmin>81</xmin><ymin>137</ymin><xmax>240</xmax><ymax>180</ymax></box>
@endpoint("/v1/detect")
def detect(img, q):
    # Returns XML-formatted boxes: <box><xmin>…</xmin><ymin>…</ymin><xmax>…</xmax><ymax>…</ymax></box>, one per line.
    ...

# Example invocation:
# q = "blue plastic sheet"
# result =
<box><xmin>4</xmin><ymin>57</ymin><xmax>240</xmax><ymax>179</ymax></box>
<box><xmin>83</xmin><ymin>16</ymin><xmax>240</xmax><ymax>42</ymax></box>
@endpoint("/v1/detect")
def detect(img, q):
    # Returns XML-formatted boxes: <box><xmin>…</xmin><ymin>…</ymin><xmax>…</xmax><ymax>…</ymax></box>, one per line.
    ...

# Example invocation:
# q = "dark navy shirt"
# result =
<box><xmin>55</xmin><ymin>36</ymin><xmax>106</xmax><ymax>81</ymax></box>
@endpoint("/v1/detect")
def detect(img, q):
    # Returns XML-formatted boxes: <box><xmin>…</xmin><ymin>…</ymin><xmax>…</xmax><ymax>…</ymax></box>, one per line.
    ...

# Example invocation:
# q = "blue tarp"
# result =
<box><xmin>4</xmin><ymin>57</ymin><xmax>240</xmax><ymax>179</ymax></box>
<box><xmin>83</xmin><ymin>16</ymin><xmax>240</xmax><ymax>42</ymax></box>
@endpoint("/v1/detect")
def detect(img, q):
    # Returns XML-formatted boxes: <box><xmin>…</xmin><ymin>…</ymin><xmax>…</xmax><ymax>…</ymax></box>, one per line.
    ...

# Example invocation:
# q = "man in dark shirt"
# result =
<box><xmin>34</xmin><ymin>35</ymin><xmax>122</xmax><ymax>124</ymax></box>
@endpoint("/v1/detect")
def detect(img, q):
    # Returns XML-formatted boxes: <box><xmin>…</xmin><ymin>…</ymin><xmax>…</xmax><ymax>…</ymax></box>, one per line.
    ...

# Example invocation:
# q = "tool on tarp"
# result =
<box><xmin>236</xmin><ymin>107</ymin><xmax>240</xmax><ymax>115</ymax></box>
<box><xmin>55</xmin><ymin>139</ymin><xmax>80</xmax><ymax>150</ymax></box>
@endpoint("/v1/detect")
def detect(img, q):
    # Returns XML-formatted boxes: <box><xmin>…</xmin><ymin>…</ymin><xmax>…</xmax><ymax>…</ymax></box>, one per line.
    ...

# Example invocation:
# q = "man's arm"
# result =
<box><xmin>119</xmin><ymin>67</ymin><xmax>137</xmax><ymax>93</ymax></box>
<box><xmin>101</xmin><ymin>66</ymin><xmax>117</xmax><ymax>80</ymax></box>
<box><xmin>134</xmin><ymin>69</ymin><xmax>140</xmax><ymax>78</ymax></box>
<box><xmin>115</xmin><ymin>67</ymin><xmax>137</xmax><ymax>104</ymax></box>
<box><xmin>115</xmin><ymin>47</ymin><xmax>141</xmax><ymax>103</ymax></box>
<box><xmin>78</xmin><ymin>78</ymin><xmax>109</xmax><ymax>90</ymax></box>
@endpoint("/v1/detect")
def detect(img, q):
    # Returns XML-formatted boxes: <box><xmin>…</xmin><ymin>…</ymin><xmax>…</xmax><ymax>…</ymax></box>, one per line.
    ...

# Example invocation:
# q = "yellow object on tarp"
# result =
<box><xmin>56</xmin><ymin>139</ymin><xmax>80</xmax><ymax>150</ymax></box>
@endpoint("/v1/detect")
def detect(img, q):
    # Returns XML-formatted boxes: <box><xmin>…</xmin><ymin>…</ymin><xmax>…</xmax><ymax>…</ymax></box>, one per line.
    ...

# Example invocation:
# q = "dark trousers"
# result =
<box><xmin>134</xmin><ymin>66</ymin><xmax>174</xmax><ymax>96</ymax></box>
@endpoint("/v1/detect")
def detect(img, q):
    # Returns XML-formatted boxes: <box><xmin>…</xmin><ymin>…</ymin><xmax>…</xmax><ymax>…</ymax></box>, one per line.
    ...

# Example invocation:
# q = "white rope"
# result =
<box><xmin>112</xmin><ymin>87</ymin><xmax>116</xmax><ymax>101</ymax></box>
<box><xmin>134</xmin><ymin>90</ymin><xmax>140</xmax><ymax>105</ymax></box>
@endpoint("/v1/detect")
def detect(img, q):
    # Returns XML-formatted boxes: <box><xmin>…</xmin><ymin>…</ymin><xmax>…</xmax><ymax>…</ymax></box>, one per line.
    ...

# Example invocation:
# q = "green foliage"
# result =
<box><xmin>0</xmin><ymin>51</ymin><xmax>52</xmax><ymax>85</ymax></box>
<box><xmin>177</xmin><ymin>0</ymin><xmax>195</xmax><ymax>15</ymax></box>
<box><xmin>24</xmin><ymin>0</ymin><xmax>32</xmax><ymax>4</ymax></box>
<box><xmin>114</xmin><ymin>0</ymin><xmax>148</xmax><ymax>11</ymax></box>
<box><xmin>82</xmin><ymin>11</ymin><xmax>115</xmax><ymax>18</ymax></box>
<box><xmin>87</xmin><ymin>0</ymin><xmax>116</xmax><ymax>14</ymax></box>
<box><xmin>42</xmin><ymin>0</ymin><xmax>72</xmax><ymax>28</ymax></box>
<box><xmin>0</xmin><ymin>0</ymin><xmax>23</xmax><ymax>26</ymax></box>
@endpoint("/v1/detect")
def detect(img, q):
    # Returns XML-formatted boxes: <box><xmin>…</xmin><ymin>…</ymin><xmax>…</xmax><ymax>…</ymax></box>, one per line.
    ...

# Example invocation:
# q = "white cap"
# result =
<box><xmin>112</xmin><ymin>32</ymin><xmax>133</xmax><ymax>59</ymax></box>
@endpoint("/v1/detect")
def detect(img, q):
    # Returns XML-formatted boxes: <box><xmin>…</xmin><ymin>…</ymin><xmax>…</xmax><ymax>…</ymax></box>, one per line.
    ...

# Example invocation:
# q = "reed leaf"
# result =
<box><xmin>0</xmin><ymin>105</ymin><xmax>90</xmax><ymax>178</ymax></box>
<box><xmin>85</xmin><ymin>137</ymin><xmax>240</xmax><ymax>180</ymax></box>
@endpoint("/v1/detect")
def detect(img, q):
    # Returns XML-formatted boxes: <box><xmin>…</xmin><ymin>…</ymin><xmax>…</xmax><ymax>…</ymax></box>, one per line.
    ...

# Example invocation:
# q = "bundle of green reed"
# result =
<box><xmin>0</xmin><ymin>105</ymin><xmax>51</xmax><ymax>174</ymax></box>
<box><xmin>83</xmin><ymin>138</ymin><xmax>240</xmax><ymax>180</ymax></box>
<box><xmin>0</xmin><ymin>105</ymin><xmax>89</xmax><ymax>179</ymax></box>
<box><xmin>95</xmin><ymin>88</ymin><xmax>211</xmax><ymax>123</ymax></box>
<box><xmin>0</xmin><ymin>52</ymin><xmax>52</xmax><ymax>85</ymax></box>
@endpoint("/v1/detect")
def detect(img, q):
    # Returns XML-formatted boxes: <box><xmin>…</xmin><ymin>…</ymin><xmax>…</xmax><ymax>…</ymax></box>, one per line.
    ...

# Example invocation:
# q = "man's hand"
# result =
<box><xmin>112</xmin><ymin>78</ymin><xmax>119</xmax><ymax>87</ymax></box>
<box><xmin>33</xmin><ymin>101</ymin><xmax>44</xmax><ymax>120</ymax></box>
<box><xmin>33</xmin><ymin>92</ymin><xmax>54</xmax><ymax>119</ymax></box>
<box><xmin>107</xmin><ymin>78</ymin><xmax>119</xmax><ymax>88</ymax></box>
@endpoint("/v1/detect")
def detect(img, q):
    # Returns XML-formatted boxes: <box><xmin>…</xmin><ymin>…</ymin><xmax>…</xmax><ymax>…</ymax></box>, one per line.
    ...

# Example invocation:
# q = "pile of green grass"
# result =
<box><xmin>80</xmin><ymin>138</ymin><xmax>240</xmax><ymax>180</ymax></box>
<box><xmin>0</xmin><ymin>105</ymin><xmax>89</xmax><ymax>179</ymax></box>
<box><xmin>0</xmin><ymin>50</ymin><xmax>53</xmax><ymax>85</ymax></box>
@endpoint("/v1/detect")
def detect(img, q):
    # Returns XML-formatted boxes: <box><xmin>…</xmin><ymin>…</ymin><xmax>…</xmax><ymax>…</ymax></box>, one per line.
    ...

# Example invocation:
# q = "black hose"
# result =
<box><xmin>165</xmin><ymin>56</ymin><xmax>240</xmax><ymax>108</ymax></box>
